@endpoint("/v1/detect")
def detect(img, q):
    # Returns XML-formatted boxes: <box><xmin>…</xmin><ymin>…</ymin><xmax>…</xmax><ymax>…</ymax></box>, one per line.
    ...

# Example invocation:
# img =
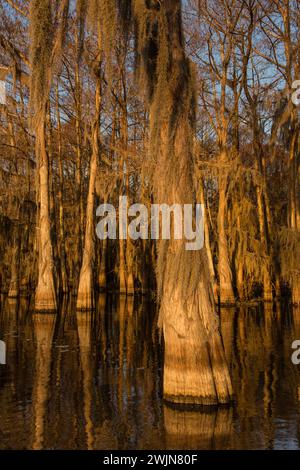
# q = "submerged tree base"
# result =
<box><xmin>35</xmin><ymin>296</ymin><xmax>57</xmax><ymax>312</ymax></box>
<box><xmin>76</xmin><ymin>292</ymin><xmax>94</xmax><ymax>311</ymax></box>
<box><xmin>219</xmin><ymin>286</ymin><xmax>236</xmax><ymax>307</ymax></box>
<box><xmin>163</xmin><ymin>316</ymin><xmax>234</xmax><ymax>406</ymax></box>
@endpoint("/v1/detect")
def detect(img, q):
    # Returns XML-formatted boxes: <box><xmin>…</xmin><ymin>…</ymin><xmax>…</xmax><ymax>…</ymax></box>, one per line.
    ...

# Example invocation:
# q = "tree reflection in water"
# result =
<box><xmin>0</xmin><ymin>298</ymin><xmax>299</xmax><ymax>449</ymax></box>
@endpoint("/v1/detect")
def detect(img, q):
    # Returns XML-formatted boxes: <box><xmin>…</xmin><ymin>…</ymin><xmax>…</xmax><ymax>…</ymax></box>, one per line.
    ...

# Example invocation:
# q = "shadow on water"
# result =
<box><xmin>0</xmin><ymin>296</ymin><xmax>299</xmax><ymax>449</ymax></box>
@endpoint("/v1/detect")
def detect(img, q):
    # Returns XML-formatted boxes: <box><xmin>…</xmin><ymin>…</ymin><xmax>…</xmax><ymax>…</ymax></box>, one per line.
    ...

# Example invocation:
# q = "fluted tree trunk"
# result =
<box><xmin>131</xmin><ymin>0</ymin><xmax>233</xmax><ymax>404</ymax></box>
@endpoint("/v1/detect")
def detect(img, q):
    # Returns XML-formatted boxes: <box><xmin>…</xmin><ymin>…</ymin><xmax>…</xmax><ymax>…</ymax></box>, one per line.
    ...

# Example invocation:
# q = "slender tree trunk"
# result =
<box><xmin>218</xmin><ymin>166</ymin><xmax>235</xmax><ymax>305</ymax></box>
<box><xmin>124</xmin><ymin>183</ymin><xmax>135</xmax><ymax>295</ymax></box>
<box><xmin>35</xmin><ymin>111</ymin><xmax>57</xmax><ymax>311</ymax></box>
<box><xmin>56</xmin><ymin>84</ymin><xmax>68</xmax><ymax>293</ymax></box>
<box><xmin>76</xmin><ymin>70</ymin><xmax>101</xmax><ymax>309</ymax></box>
<box><xmin>75</xmin><ymin>58</ymin><xmax>84</xmax><ymax>262</ymax></box>
<box><xmin>198</xmin><ymin>176</ymin><xmax>218</xmax><ymax>302</ymax></box>
<box><xmin>118</xmin><ymin>94</ymin><xmax>135</xmax><ymax>295</ymax></box>
<box><xmin>7</xmin><ymin>112</ymin><xmax>20</xmax><ymax>298</ymax></box>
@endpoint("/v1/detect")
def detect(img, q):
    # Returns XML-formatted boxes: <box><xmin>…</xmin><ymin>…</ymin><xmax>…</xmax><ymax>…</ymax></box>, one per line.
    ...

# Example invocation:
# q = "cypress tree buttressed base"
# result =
<box><xmin>161</xmin><ymin>281</ymin><xmax>233</xmax><ymax>406</ymax></box>
<box><xmin>35</xmin><ymin>276</ymin><xmax>56</xmax><ymax>312</ymax></box>
<box><xmin>163</xmin><ymin>324</ymin><xmax>233</xmax><ymax>406</ymax></box>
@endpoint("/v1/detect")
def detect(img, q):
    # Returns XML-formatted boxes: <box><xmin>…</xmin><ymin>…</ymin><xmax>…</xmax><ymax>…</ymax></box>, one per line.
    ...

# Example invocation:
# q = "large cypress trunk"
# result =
<box><xmin>142</xmin><ymin>0</ymin><xmax>233</xmax><ymax>405</ymax></box>
<box><xmin>158</xmin><ymin>123</ymin><xmax>232</xmax><ymax>404</ymax></box>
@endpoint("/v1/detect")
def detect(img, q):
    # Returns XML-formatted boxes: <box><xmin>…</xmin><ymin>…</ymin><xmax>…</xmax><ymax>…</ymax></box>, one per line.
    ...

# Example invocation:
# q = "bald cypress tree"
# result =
<box><xmin>143</xmin><ymin>0</ymin><xmax>232</xmax><ymax>404</ymax></box>
<box><xmin>30</xmin><ymin>0</ymin><xmax>69</xmax><ymax>310</ymax></box>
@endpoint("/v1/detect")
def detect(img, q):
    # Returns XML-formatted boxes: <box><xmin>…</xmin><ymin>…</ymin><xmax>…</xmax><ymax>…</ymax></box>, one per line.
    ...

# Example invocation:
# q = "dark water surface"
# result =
<box><xmin>0</xmin><ymin>296</ymin><xmax>299</xmax><ymax>450</ymax></box>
